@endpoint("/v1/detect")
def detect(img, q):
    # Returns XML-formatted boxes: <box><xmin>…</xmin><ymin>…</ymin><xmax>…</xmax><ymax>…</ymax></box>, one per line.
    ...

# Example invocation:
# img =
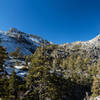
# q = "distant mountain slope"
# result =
<box><xmin>0</xmin><ymin>28</ymin><xmax>50</xmax><ymax>55</ymax></box>
<box><xmin>61</xmin><ymin>34</ymin><xmax>100</xmax><ymax>50</ymax></box>
<box><xmin>1</xmin><ymin>28</ymin><xmax>100</xmax><ymax>77</ymax></box>
<box><xmin>0</xmin><ymin>28</ymin><xmax>51</xmax><ymax>77</ymax></box>
<box><xmin>50</xmin><ymin>35</ymin><xmax>100</xmax><ymax>64</ymax></box>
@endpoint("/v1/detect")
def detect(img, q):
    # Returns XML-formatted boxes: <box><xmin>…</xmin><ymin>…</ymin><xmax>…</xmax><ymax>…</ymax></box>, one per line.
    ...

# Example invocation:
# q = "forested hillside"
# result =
<box><xmin>1</xmin><ymin>43</ymin><xmax>100</xmax><ymax>100</ymax></box>
<box><xmin>1</xmin><ymin>29</ymin><xmax>100</xmax><ymax>100</ymax></box>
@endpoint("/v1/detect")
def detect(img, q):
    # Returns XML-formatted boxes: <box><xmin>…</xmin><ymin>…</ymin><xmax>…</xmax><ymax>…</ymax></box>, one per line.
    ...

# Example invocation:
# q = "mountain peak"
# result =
<box><xmin>89</xmin><ymin>34</ymin><xmax>100</xmax><ymax>43</ymax></box>
<box><xmin>0</xmin><ymin>28</ymin><xmax>50</xmax><ymax>55</ymax></box>
<box><xmin>93</xmin><ymin>34</ymin><xmax>100</xmax><ymax>40</ymax></box>
<box><xmin>8</xmin><ymin>27</ymin><xmax>22</xmax><ymax>33</ymax></box>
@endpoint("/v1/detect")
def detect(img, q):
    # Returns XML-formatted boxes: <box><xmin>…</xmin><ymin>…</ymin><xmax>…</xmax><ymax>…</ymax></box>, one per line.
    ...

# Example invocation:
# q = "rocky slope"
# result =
<box><xmin>47</xmin><ymin>34</ymin><xmax>100</xmax><ymax>66</ymax></box>
<box><xmin>1</xmin><ymin>30</ymin><xmax>100</xmax><ymax>99</ymax></box>
<box><xmin>0</xmin><ymin>28</ymin><xmax>50</xmax><ymax>77</ymax></box>
<box><xmin>1</xmin><ymin>28</ymin><xmax>100</xmax><ymax>77</ymax></box>
<box><xmin>61</xmin><ymin>34</ymin><xmax>100</xmax><ymax>50</ymax></box>
<box><xmin>0</xmin><ymin>28</ymin><xmax>50</xmax><ymax>55</ymax></box>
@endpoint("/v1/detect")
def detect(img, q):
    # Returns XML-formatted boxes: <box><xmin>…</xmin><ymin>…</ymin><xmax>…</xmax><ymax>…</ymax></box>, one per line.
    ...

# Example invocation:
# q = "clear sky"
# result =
<box><xmin>0</xmin><ymin>0</ymin><xmax>100</xmax><ymax>44</ymax></box>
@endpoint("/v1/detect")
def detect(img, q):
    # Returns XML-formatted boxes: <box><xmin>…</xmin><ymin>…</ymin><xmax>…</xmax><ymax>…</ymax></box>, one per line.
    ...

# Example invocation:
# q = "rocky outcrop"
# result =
<box><xmin>8</xmin><ymin>27</ymin><xmax>23</xmax><ymax>33</ymax></box>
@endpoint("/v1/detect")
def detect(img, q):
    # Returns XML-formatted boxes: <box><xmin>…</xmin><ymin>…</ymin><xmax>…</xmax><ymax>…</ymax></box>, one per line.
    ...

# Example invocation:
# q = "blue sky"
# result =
<box><xmin>0</xmin><ymin>0</ymin><xmax>100</xmax><ymax>44</ymax></box>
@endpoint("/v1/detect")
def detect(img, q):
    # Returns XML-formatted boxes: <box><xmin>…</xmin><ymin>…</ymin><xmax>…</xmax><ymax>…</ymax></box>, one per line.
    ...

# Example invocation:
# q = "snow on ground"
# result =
<box><xmin>17</xmin><ymin>71</ymin><xmax>27</xmax><ymax>77</ymax></box>
<box><xmin>0</xmin><ymin>28</ymin><xmax>50</xmax><ymax>77</ymax></box>
<box><xmin>5</xmin><ymin>66</ymin><xmax>27</xmax><ymax>77</ymax></box>
<box><xmin>15</xmin><ymin>65</ymin><xmax>24</xmax><ymax>69</ymax></box>
<box><xmin>0</xmin><ymin>30</ymin><xmax>40</xmax><ymax>55</ymax></box>
<box><xmin>4</xmin><ymin>57</ymin><xmax>28</xmax><ymax>77</ymax></box>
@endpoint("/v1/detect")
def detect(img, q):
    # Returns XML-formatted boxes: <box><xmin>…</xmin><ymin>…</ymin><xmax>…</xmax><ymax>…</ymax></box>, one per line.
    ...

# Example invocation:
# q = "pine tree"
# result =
<box><xmin>9</xmin><ymin>47</ymin><xmax>22</xmax><ymax>59</ymax></box>
<box><xmin>63</xmin><ymin>55</ymin><xmax>91</xmax><ymax>85</ymax></box>
<box><xmin>91</xmin><ymin>76</ymin><xmax>100</xmax><ymax>97</ymax></box>
<box><xmin>24</xmin><ymin>55</ymin><xmax>31</xmax><ymax>66</ymax></box>
<box><xmin>0</xmin><ymin>40</ymin><xmax>8</xmax><ymax>99</ymax></box>
<box><xmin>0</xmin><ymin>40</ymin><xmax>8</xmax><ymax>72</ymax></box>
<box><xmin>8</xmin><ymin>69</ymin><xmax>18</xmax><ymax>99</ymax></box>
<box><xmin>26</xmin><ymin>47</ymin><xmax>61</xmax><ymax>100</ymax></box>
<box><xmin>91</xmin><ymin>60</ymin><xmax>100</xmax><ymax>98</ymax></box>
<box><xmin>0</xmin><ymin>77</ymin><xmax>9</xmax><ymax>99</ymax></box>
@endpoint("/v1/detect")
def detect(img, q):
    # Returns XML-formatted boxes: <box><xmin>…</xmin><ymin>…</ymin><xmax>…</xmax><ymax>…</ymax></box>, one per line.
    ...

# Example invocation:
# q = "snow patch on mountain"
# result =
<box><xmin>4</xmin><ymin>56</ymin><xmax>28</xmax><ymax>77</ymax></box>
<box><xmin>0</xmin><ymin>28</ymin><xmax>50</xmax><ymax>55</ymax></box>
<box><xmin>0</xmin><ymin>28</ymin><xmax>51</xmax><ymax>77</ymax></box>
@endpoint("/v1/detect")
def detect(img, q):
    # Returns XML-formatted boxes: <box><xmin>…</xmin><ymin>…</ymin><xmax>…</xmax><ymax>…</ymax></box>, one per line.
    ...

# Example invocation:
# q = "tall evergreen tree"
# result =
<box><xmin>8</xmin><ymin>69</ymin><xmax>26</xmax><ymax>100</ymax></box>
<box><xmin>5</xmin><ymin>69</ymin><xmax>25</xmax><ymax>100</ymax></box>
<box><xmin>91</xmin><ymin>60</ymin><xmax>100</xmax><ymax>98</ymax></box>
<box><xmin>26</xmin><ymin>46</ymin><xmax>62</xmax><ymax>100</ymax></box>
<box><xmin>9</xmin><ymin>47</ymin><xmax>22</xmax><ymax>59</ymax></box>
<box><xmin>0</xmin><ymin>40</ymin><xmax>8</xmax><ymax>72</ymax></box>
<box><xmin>8</xmin><ymin>69</ymin><xmax>18</xmax><ymax>100</ymax></box>
<box><xmin>0</xmin><ymin>40</ymin><xmax>8</xmax><ymax>99</ymax></box>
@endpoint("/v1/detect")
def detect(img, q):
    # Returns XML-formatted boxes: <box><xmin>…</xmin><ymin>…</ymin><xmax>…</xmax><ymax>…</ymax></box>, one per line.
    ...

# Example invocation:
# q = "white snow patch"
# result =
<box><xmin>14</xmin><ymin>65</ymin><xmax>24</xmax><ymax>69</ymax></box>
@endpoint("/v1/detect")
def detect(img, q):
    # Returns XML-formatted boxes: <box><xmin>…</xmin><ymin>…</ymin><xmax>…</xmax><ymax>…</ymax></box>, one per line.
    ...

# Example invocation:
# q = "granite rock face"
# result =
<box><xmin>0</xmin><ymin>28</ymin><xmax>50</xmax><ymax>55</ymax></box>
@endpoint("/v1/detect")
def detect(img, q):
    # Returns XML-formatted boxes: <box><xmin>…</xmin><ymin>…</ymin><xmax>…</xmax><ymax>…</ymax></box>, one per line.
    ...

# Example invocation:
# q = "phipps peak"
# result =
<box><xmin>0</xmin><ymin>28</ymin><xmax>50</xmax><ymax>55</ymax></box>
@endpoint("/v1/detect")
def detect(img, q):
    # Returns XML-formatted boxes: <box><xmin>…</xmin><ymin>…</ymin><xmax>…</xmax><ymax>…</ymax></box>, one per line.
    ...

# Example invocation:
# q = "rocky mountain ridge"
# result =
<box><xmin>1</xmin><ymin>28</ymin><xmax>100</xmax><ymax>77</ymax></box>
<box><xmin>0</xmin><ymin>28</ymin><xmax>51</xmax><ymax>77</ymax></box>
<box><xmin>0</xmin><ymin>28</ymin><xmax>50</xmax><ymax>55</ymax></box>
<box><xmin>61</xmin><ymin>34</ymin><xmax>100</xmax><ymax>50</ymax></box>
